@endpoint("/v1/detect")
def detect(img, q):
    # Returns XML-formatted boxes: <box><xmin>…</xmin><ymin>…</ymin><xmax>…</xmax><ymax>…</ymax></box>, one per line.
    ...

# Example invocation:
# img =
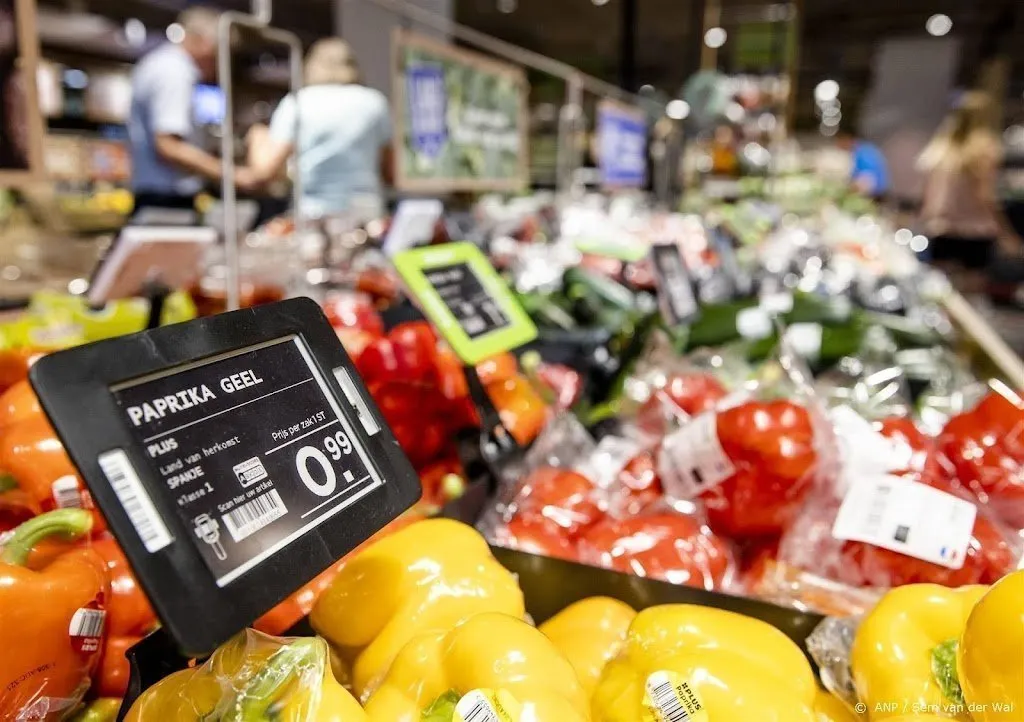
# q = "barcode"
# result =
<box><xmin>69</xmin><ymin>608</ymin><xmax>105</xmax><ymax>638</ymax></box>
<box><xmin>863</xmin><ymin>484</ymin><xmax>892</xmax><ymax>537</ymax></box>
<box><xmin>223</xmin><ymin>490</ymin><xmax>288</xmax><ymax>543</ymax></box>
<box><xmin>458</xmin><ymin>700</ymin><xmax>499</xmax><ymax>722</ymax></box>
<box><xmin>98</xmin><ymin>450</ymin><xmax>172</xmax><ymax>553</ymax></box>
<box><xmin>649</xmin><ymin>680</ymin><xmax>691</xmax><ymax>722</ymax></box>
<box><xmin>51</xmin><ymin>476</ymin><xmax>82</xmax><ymax>509</ymax></box>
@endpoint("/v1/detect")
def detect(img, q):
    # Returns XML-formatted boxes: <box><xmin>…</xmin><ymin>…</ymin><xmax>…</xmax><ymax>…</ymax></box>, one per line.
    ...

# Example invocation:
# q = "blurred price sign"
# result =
<box><xmin>650</xmin><ymin>243</ymin><xmax>700</xmax><ymax>327</ymax></box>
<box><xmin>30</xmin><ymin>299</ymin><xmax>420</xmax><ymax>654</ymax></box>
<box><xmin>394</xmin><ymin>242</ymin><xmax>536</xmax><ymax>364</ymax></box>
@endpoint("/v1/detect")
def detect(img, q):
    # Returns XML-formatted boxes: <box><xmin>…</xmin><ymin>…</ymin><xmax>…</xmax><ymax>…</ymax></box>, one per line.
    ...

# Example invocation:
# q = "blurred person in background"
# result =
<box><xmin>836</xmin><ymin>127</ymin><xmax>890</xmax><ymax>201</ymax></box>
<box><xmin>128</xmin><ymin>7</ymin><xmax>257</xmax><ymax>216</ymax></box>
<box><xmin>709</xmin><ymin>124</ymin><xmax>739</xmax><ymax>177</ymax></box>
<box><xmin>919</xmin><ymin>92</ymin><xmax>1022</xmax><ymax>293</ymax></box>
<box><xmin>244</xmin><ymin>38</ymin><xmax>393</xmax><ymax>219</ymax></box>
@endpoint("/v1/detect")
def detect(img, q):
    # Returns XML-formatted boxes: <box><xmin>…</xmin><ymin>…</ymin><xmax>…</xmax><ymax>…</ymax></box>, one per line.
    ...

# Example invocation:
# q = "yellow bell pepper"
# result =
<box><xmin>363</xmin><ymin>612</ymin><xmax>590</xmax><ymax>722</ymax></box>
<box><xmin>310</xmin><ymin>519</ymin><xmax>525</xmax><ymax>700</ymax></box>
<box><xmin>958</xmin><ymin>570</ymin><xmax>1023</xmax><ymax>722</ymax></box>
<box><xmin>592</xmin><ymin>604</ymin><xmax>818</xmax><ymax>722</ymax></box>
<box><xmin>539</xmin><ymin>597</ymin><xmax>636</xmax><ymax>700</ymax></box>
<box><xmin>815</xmin><ymin>690</ymin><xmax>862</xmax><ymax>721</ymax></box>
<box><xmin>851</xmin><ymin>583</ymin><xmax>987</xmax><ymax>720</ymax></box>
<box><xmin>125</xmin><ymin>630</ymin><xmax>366</xmax><ymax>721</ymax></box>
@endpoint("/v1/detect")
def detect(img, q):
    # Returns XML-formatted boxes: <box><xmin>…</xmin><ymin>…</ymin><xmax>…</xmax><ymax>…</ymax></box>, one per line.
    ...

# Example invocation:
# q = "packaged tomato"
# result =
<box><xmin>768</xmin><ymin>405</ymin><xmax>1020</xmax><ymax>613</ymax></box>
<box><xmin>576</xmin><ymin>506</ymin><xmax>734</xmax><ymax>590</ymax></box>
<box><xmin>937</xmin><ymin>388</ymin><xmax>1024</xmax><ymax>532</ymax></box>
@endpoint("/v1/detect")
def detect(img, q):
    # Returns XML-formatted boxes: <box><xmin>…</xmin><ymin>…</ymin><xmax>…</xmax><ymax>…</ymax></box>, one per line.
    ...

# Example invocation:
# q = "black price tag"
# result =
<box><xmin>424</xmin><ymin>262</ymin><xmax>511</xmax><ymax>339</ymax></box>
<box><xmin>712</xmin><ymin>228</ymin><xmax>753</xmax><ymax>298</ymax></box>
<box><xmin>650</xmin><ymin>243</ymin><xmax>700</xmax><ymax>327</ymax></box>
<box><xmin>30</xmin><ymin>299</ymin><xmax>420</xmax><ymax>654</ymax></box>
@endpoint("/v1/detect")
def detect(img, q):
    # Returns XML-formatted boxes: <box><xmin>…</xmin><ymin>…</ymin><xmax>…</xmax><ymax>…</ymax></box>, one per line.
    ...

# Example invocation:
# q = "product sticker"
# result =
<box><xmin>829</xmin><ymin>405</ymin><xmax>916</xmax><ymax>478</ymax></box>
<box><xmin>831</xmin><ymin>475</ymin><xmax>977</xmax><ymax>570</ymax></box>
<box><xmin>68</xmin><ymin>600</ymin><xmax>106</xmax><ymax>655</ymax></box>
<box><xmin>51</xmin><ymin>476</ymin><xmax>83</xmax><ymax>509</ymax></box>
<box><xmin>575</xmin><ymin>435</ymin><xmax>643</xmax><ymax>488</ymax></box>
<box><xmin>454</xmin><ymin>689</ymin><xmax>522</xmax><ymax>722</ymax></box>
<box><xmin>783</xmin><ymin>323</ymin><xmax>823</xmax><ymax>362</ymax></box>
<box><xmin>642</xmin><ymin>671</ymin><xmax>710</xmax><ymax>722</ymax></box>
<box><xmin>658</xmin><ymin>412</ymin><xmax>736</xmax><ymax>499</ymax></box>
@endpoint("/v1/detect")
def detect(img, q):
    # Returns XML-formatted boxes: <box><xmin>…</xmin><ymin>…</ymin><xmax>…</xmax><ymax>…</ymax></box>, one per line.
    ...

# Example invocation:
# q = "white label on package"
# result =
<box><xmin>829</xmin><ymin>405</ymin><xmax>914</xmax><ymax>476</ymax></box>
<box><xmin>383</xmin><ymin>199</ymin><xmax>443</xmax><ymax>256</ymax></box>
<box><xmin>658</xmin><ymin>412</ymin><xmax>735</xmax><ymax>499</ymax></box>
<box><xmin>832</xmin><ymin>476</ymin><xmax>977</xmax><ymax>570</ymax></box>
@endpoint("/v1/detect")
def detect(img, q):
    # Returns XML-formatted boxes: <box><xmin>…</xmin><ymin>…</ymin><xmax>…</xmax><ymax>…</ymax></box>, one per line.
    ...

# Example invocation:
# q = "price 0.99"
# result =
<box><xmin>295</xmin><ymin>431</ymin><xmax>354</xmax><ymax>497</ymax></box>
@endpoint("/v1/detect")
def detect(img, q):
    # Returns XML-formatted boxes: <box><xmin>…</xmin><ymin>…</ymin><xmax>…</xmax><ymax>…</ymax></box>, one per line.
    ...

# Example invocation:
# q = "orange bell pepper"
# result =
<box><xmin>0</xmin><ymin>509</ymin><xmax>109</xmax><ymax>720</ymax></box>
<box><xmin>487</xmin><ymin>374</ymin><xmax>549</xmax><ymax>446</ymax></box>
<box><xmin>0</xmin><ymin>348</ymin><xmax>43</xmax><ymax>395</ymax></box>
<box><xmin>91</xmin><ymin>537</ymin><xmax>157</xmax><ymax>698</ymax></box>
<box><xmin>0</xmin><ymin>416</ymin><xmax>104</xmax><ymax>532</ymax></box>
<box><xmin>0</xmin><ymin>380</ymin><xmax>41</xmax><ymax>429</ymax></box>
<box><xmin>475</xmin><ymin>352</ymin><xmax>518</xmax><ymax>386</ymax></box>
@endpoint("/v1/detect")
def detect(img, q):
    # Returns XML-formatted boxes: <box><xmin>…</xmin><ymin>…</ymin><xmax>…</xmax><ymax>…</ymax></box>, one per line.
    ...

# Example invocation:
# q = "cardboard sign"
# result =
<box><xmin>650</xmin><ymin>243</ymin><xmax>700</xmax><ymax>327</ymax></box>
<box><xmin>30</xmin><ymin>299</ymin><xmax>421</xmax><ymax>654</ymax></box>
<box><xmin>393</xmin><ymin>242</ymin><xmax>536</xmax><ymax>364</ymax></box>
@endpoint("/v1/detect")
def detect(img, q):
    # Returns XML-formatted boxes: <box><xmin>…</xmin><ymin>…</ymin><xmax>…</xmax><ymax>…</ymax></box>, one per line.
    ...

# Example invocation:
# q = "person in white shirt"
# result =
<box><xmin>245</xmin><ymin>39</ymin><xmax>393</xmax><ymax>218</ymax></box>
<box><xmin>129</xmin><ymin>7</ymin><xmax>257</xmax><ymax>213</ymax></box>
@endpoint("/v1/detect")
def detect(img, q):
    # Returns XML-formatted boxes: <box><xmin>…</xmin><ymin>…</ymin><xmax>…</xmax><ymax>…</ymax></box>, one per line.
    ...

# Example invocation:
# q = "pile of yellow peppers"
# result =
<box><xmin>120</xmin><ymin>519</ymin><xmax>1023</xmax><ymax>722</ymax></box>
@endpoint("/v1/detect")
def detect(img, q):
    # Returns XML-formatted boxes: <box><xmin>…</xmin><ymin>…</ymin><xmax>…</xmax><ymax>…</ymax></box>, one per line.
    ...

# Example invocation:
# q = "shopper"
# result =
<box><xmin>836</xmin><ymin>128</ymin><xmax>890</xmax><ymax>200</ymax></box>
<box><xmin>244</xmin><ymin>38</ymin><xmax>393</xmax><ymax>219</ymax></box>
<box><xmin>919</xmin><ymin>92</ymin><xmax>1022</xmax><ymax>292</ymax></box>
<box><xmin>128</xmin><ymin>7</ymin><xmax>257</xmax><ymax>216</ymax></box>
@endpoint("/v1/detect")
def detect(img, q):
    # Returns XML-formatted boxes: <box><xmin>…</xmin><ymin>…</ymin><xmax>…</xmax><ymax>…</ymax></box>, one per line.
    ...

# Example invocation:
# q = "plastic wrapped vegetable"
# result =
<box><xmin>539</xmin><ymin>597</ymin><xmax>637</xmax><ymax>699</ymax></box>
<box><xmin>363</xmin><ymin>613</ymin><xmax>589</xmax><ymax>722</ymax></box>
<box><xmin>0</xmin><ymin>510</ymin><xmax>109</xmax><ymax>720</ymax></box>
<box><xmin>577</xmin><ymin>509</ymin><xmax>735</xmax><ymax>590</ymax></box>
<box><xmin>124</xmin><ymin>630</ymin><xmax>365</xmax><ymax>721</ymax></box>
<box><xmin>938</xmin><ymin>390</ymin><xmax>1024</xmax><ymax>532</ymax></box>
<box><xmin>659</xmin><ymin>396</ymin><xmax>827</xmax><ymax>538</ymax></box>
<box><xmin>592</xmin><ymin>604</ymin><xmax>818</xmax><ymax>721</ymax></box>
<box><xmin>310</xmin><ymin>519</ymin><xmax>524</xmax><ymax>701</ymax></box>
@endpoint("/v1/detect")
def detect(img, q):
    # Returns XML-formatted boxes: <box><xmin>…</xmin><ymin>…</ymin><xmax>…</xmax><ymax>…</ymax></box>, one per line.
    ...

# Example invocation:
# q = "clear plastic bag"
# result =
<box><xmin>124</xmin><ymin>630</ymin><xmax>364</xmax><ymax>721</ymax></box>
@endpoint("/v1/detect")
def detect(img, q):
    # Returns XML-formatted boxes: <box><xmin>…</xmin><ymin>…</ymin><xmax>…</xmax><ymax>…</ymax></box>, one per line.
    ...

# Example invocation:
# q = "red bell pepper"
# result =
<box><xmin>516</xmin><ymin>466</ymin><xmax>603</xmax><ymax>538</ymax></box>
<box><xmin>501</xmin><ymin>515</ymin><xmax>578</xmax><ymax>561</ymax></box>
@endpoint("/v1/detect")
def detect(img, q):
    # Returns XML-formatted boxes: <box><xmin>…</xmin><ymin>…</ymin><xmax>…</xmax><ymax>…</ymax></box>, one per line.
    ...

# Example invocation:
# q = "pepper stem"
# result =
<box><xmin>0</xmin><ymin>472</ymin><xmax>18</xmax><ymax>493</ymax></box>
<box><xmin>0</xmin><ymin>508</ymin><xmax>93</xmax><ymax>566</ymax></box>
<box><xmin>931</xmin><ymin>638</ymin><xmax>965</xmax><ymax>706</ymax></box>
<box><xmin>225</xmin><ymin>638</ymin><xmax>325</xmax><ymax>722</ymax></box>
<box><xmin>421</xmin><ymin>690</ymin><xmax>460</xmax><ymax>722</ymax></box>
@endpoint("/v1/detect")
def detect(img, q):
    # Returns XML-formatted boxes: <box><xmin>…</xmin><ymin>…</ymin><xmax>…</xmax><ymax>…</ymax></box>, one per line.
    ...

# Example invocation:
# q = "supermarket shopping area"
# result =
<box><xmin>0</xmin><ymin>0</ymin><xmax>1022</xmax><ymax>720</ymax></box>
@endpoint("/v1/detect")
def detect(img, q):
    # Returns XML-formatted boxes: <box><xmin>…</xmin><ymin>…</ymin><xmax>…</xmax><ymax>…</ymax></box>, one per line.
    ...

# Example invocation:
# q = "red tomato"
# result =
<box><xmin>434</xmin><ymin>345</ymin><xmax>469</xmax><ymax>400</ymax></box>
<box><xmin>390</xmin><ymin>419</ymin><xmax>446</xmax><ymax>468</ymax></box>
<box><xmin>701</xmin><ymin>400</ymin><xmax>818</xmax><ymax>538</ymax></box>
<box><xmin>662</xmin><ymin>373</ymin><xmax>728</xmax><ymax>416</ymax></box>
<box><xmin>939</xmin><ymin>392</ymin><xmax>1024</xmax><ymax>530</ymax></box>
<box><xmin>518</xmin><ymin>466</ymin><xmax>603</xmax><ymax>538</ymax></box>
<box><xmin>578</xmin><ymin>513</ymin><xmax>732</xmax><ymax>590</ymax></box>
<box><xmin>614</xmin><ymin>450</ymin><xmax>664</xmax><ymax>516</ymax></box>
<box><xmin>503</xmin><ymin>515</ymin><xmax>577</xmax><ymax>561</ymax></box>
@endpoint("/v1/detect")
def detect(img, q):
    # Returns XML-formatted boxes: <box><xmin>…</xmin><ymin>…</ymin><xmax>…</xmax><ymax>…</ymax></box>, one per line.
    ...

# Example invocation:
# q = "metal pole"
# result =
<box><xmin>556</xmin><ymin>76</ymin><xmax>584</xmax><ymax>197</ymax></box>
<box><xmin>218</xmin><ymin>10</ymin><xmax>303</xmax><ymax>311</ymax></box>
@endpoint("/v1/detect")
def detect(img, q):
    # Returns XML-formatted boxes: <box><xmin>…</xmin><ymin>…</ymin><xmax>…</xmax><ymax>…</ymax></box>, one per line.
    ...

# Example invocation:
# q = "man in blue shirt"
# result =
<box><xmin>837</xmin><ymin>129</ymin><xmax>890</xmax><ymax>199</ymax></box>
<box><xmin>128</xmin><ymin>7</ymin><xmax>256</xmax><ymax>214</ymax></box>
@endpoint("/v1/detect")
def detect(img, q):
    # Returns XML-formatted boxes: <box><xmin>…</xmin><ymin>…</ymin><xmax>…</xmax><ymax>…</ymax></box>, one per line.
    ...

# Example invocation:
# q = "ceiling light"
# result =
<box><xmin>593</xmin><ymin>0</ymin><xmax>610</xmax><ymax>6</ymax></box>
<box><xmin>814</xmin><ymin>79</ymin><xmax>839</xmax><ymax>103</ymax></box>
<box><xmin>910</xmin><ymin>235</ymin><xmax>929</xmax><ymax>253</ymax></box>
<box><xmin>124</xmin><ymin>18</ymin><xmax>146</xmax><ymax>47</ymax></box>
<box><xmin>704</xmin><ymin>27</ymin><xmax>727</xmax><ymax>49</ymax></box>
<box><xmin>666</xmin><ymin>99</ymin><xmax>690</xmax><ymax>120</ymax></box>
<box><xmin>166</xmin><ymin>23</ymin><xmax>185</xmax><ymax>44</ymax></box>
<box><xmin>724</xmin><ymin>102</ymin><xmax>745</xmax><ymax>123</ymax></box>
<box><xmin>639</xmin><ymin>84</ymin><xmax>654</xmax><ymax>94</ymax></box>
<box><xmin>926</xmin><ymin>14</ymin><xmax>952</xmax><ymax>37</ymax></box>
<box><xmin>497</xmin><ymin>0</ymin><xmax>517</xmax><ymax>13</ymax></box>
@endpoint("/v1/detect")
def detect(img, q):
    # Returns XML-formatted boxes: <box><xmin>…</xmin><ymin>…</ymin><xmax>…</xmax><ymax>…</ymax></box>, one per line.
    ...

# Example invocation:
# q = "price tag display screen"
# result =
<box><xmin>109</xmin><ymin>336</ymin><xmax>384</xmax><ymax>587</ymax></box>
<box><xmin>424</xmin><ymin>262</ymin><xmax>511</xmax><ymax>339</ymax></box>
<box><xmin>651</xmin><ymin>244</ymin><xmax>699</xmax><ymax>327</ymax></box>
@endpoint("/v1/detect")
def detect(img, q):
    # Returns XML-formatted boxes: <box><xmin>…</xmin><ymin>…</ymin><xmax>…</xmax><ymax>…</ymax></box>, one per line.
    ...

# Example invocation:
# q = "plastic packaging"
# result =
<box><xmin>123</xmin><ymin>629</ymin><xmax>365</xmax><ymax>721</ymax></box>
